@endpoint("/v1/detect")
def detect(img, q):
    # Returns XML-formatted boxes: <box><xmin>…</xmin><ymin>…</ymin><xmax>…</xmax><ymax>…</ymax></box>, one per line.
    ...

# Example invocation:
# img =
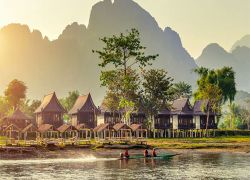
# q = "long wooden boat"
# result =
<box><xmin>119</xmin><ymin>153</ymin><xmax>177</xmax><ymax>160</ymax></box>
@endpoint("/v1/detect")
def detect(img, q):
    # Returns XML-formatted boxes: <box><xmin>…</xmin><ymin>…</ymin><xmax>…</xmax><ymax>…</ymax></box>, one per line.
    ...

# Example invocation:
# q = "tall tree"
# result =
<box><xmin>4</xmin><ymin>79</ymin><xmax>27</xmax><ymax>110</ymax></box>
<box><xmin>194</xmin><ymin>66</ymin><xmax>236</xmax><ymax>128</ymax></box>
<box><xmin>141</xmin><ymin>69</ymin><xmax>173</xmax><ymax>127</ymax></box>
<box><xmin>94</xmin><ymin>29</ymin><xmax>158</xmax><ymax>119</ymax></box>
<box><xmin>172</xmin><ymin>81</ymin><xmax>192</xmax><ymax>99</ymax></box>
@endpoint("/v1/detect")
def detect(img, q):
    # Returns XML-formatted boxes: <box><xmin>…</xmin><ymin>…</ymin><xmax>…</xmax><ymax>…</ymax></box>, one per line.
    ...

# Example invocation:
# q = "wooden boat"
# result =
<box><xmin>119</xmin><ymin>153</ymin><xmax>176</xmax><ymax>160</ymax></box>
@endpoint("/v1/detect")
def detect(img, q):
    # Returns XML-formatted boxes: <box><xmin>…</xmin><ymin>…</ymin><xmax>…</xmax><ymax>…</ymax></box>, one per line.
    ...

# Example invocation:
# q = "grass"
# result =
<box><xmin>0</xmin><ymin>136</ymin><xmax>7</xmax><ymax>146</ymax></box>
<box><xmin>1</xmin><ymin>136</ymin><xmax>250</xmax><ymax>151</ymax></box>
<box><xmin>146</xmin><ymin>136</ymin><xmax>250</xmax><ymax>149</ymax></box>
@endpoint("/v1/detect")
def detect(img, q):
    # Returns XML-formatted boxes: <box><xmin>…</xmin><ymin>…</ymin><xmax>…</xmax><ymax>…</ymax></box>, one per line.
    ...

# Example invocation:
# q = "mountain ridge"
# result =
<box><xmin>0</xmin><ymin>0</ymin><xmax>197</xmax><ymax>104</ymax></box>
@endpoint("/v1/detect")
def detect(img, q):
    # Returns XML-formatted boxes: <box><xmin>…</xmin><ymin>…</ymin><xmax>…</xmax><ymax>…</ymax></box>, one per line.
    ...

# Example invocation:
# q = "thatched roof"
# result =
<box><xmin>3</xmin><ymin>124</ymin><xmax>21</xmax><ymax>132</ymax></box>
<box><xmin>4</xmin><ymin>108</ymin><xmax>31</xmax><ymax>120</ymax></box>
<box><xmin>68</xmin><ymin>93</ymin><xmax>98</xmax><ymax>114</ymax></box>
<box><xmin>158</xmin><ymin>108</ymin><xmax>171</xmax><ymax>115</ymax></box>
<box><xmin>35</xmin><ymin>92</ymin><xmax>66</xmax><ymax>113</ymax></box>
<box><xmin>57</xmin><ymin>124</ymin><xmax>78</xmax><ymax>133</ymax></box>
<box><xmin>22</xmin><ymin>124</ymin><xmax>38</xmax><ymax>133</ymax></box>
<box><xmin>193</xmin><ymin>100</ymin><xmax>215</xmax><ymax>115</ymax></box>
<box><xmin>93</xmin><ymin>123</ymin><xmax>110</xmax><ymax>132</ymax></box>
<box><xmin>113</xmin><ymin>123</ymin><xmax>131</xmax><ymax>131</ymax></box>
<box><xmin>38</xmin><ymin>124</ymin><xmax>56</xmax><ymax>133</ymax></box>
<box><xmin>75</xmin><ymin>123</ymin><xmax>86</xmax><ymax>130</ymax></box>
<box><xmin>171</xmin><ymin>98</ymin><xmax>193</xmax><ymax>115</ymax></box>
<box><xmin>130</xmin><ymin>124</ymin><xmax>143</xmax><ymax>131</ymax></box>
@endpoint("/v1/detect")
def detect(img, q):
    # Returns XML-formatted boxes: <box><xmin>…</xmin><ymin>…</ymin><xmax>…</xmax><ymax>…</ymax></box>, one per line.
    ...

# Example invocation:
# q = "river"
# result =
<box><xmin>0</xmin><ymin>151</ymin><xmax>249</xmax><ymax>179</ymax></box>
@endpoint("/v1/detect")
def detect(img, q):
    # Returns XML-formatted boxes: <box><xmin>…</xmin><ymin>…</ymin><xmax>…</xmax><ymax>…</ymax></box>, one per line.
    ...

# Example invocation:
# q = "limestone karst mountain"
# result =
<box><xmin>196</xmin><ymin>43</ymin><xmax>250</xmax><ymax>92</ymax></box>
<box><xmin>0</xmin><ymin>0</ymin><xmax>198</xmax><ymax>104</ymax></box>
<box><xmin>231</xmin><ymin>34</ymin><xmax>250</xmax><ymax>51</ymax></box>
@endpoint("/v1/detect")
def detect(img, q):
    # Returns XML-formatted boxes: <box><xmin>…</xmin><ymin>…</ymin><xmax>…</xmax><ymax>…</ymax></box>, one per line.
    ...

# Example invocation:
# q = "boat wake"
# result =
<box><xmin>0</xmin><ymin>156</ymin><xmax>117</xmax><ymax>166</ymax></box>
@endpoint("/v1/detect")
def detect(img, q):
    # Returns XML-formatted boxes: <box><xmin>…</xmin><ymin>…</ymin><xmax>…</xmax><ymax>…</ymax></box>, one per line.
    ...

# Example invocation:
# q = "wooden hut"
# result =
<box><xmin>21</xmin><ymin>124</ymin><xmax>38</xmax><ymax>140</ymax></box>
<box><xmin>193</xmin><ymin>100</ymin><xmax>217</xmax><ymax>129</ymax></box>
<box><xmin>35</xmin><ymin>92</ymin><xmax>66</xmax><ymax>128</ymax></box>
<box><xmin>2</xmin><ymin>108</ymin><xmax>32</xmax><ymax>129</ymax></box>
<box><xmin>130</xmin><ymin>124</ymin><xmax>147</xmax><ymax>139</ymax></box>
<box><xmin>113</xmin><ymin>123</ymin><xmax>132</xmax><ymax>139</ymax></box>
<box><xmin>68</xmin><ymin>93</ymin><xmax>98</xmax><ymax>129</ymax></box>
<box><xmin>93</xmin><ymin>123</ymin><xmax>112</xmax><ymax>140</ymax></box>
<box><xmin>171</xmin><ymin>98</ymin><xmax>194</xmax><ymax>130</ymax></box>
<box><xmin>37</xmin><ymin>124</ymin><xmax>59</xmax><ymax>139</ymax></box>
<box><xmin>75</xmin><ymin>123</ymin><xmax>92</xmax><ymax>139</ymax></box>
<box><xmin>154</xmin><ymin>108</ymin><xmax>172</xmax><ymax>137</ymax></box>
<box><xmin>3</xmin><ymin>124</ymin><xmax>21</xmax><ymax>140</ymax></box>
<box><xmin>57</xmin><ymin>124</ymin><xmax>78</xmax><ymax>139</ymax></box>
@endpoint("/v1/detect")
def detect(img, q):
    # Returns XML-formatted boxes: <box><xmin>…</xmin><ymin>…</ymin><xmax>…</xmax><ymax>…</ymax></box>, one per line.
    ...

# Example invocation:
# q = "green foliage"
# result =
<box><xmin>19</xmin><ymin>99</ymin><xmax>41</xmax><ymax>118</ymax></box>
<box><xmin>172</xmin><ymin>81</ymin><xmax>192</xmax><ymax>99</ymax></box>
<box><xmin>0</xmin><ymin>96</ymin><xmax>11</xmax><ymax>118</ymax></box>
<box><xmin>195</xmin><ymin>83</ymin><xmax>223</xmax><ymax>113</ymax></box>
<box><xmin>94</xmin><ymin>28</ymin><xmax>158</xmax><ymax>72</ymax></box>
<box><xmin>94</xmin><ymin>29</ymin><xmax>158</xmax><ymax>113</ymax></box>
<box><xmin>4</xmin><ymin>79</ymin><xmax>27</xmax><ymax>109</ymax></box>
<box><xmin>119</xmin><ymin>97</ymin><xmax>135</xmax><ymax>123</ymax></box>
<box><xmin>194</xmin><ymin>66</ymin><xmax>236</xmax><ymax>104</ymax></box>
<box><xmin>100</xmin><ymin>68</ymin><xmax>140</xmax><ymax>110</ymax></box>
<box><xmin>222</xmin><ymin>102</ymin><xmax>250</xmax><ymax>130</ymax></box>
<box><xmin>141</xmin><ymin>69</ymin><xmax>173</xmax><ymax>121</ymax></box>
<box><xmin>60</xmin><ymin>90</ymin><xmax>80</xmax><ymax>111</ymax></box>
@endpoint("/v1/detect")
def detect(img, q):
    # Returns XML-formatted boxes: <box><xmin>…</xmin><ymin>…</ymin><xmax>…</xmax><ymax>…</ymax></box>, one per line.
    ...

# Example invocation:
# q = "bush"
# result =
<box><xmin>214</xmin><ymin>130</ymin><xmax>250</xmax><ymax>136</ymax></box>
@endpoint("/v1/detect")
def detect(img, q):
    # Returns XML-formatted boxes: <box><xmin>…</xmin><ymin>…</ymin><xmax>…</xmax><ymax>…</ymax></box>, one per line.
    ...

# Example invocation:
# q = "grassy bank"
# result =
<box><xmin>147</xmin><ymin>136</ymin><xmax>250</xmax><ymax>151</ymax></box>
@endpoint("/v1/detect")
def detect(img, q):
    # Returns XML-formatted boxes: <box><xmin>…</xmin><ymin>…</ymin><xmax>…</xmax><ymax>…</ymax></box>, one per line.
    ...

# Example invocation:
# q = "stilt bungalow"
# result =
<box><xmin>37</xmin><ymin>124</ymin><xmax>59</xmax><ymax>139</ymax></box>
<box><xmin>57</xmin><ymin>124</ymin><xmax>78</xmax><ymax>139</ymax></box>
<box><xmin>69</xmin><ymin>93</ymin><xmax>98</xmax><ymax>129</ymax></box>
<box><xmin>130</xmin><ymin>124</ymin><xmax>147</xmax><ymax>139</ymax></box>
<box><xmin>113</xmin><ymin>123</ymin><xmax>132</xmax><ymax>139</ymax></box>
<box><xmin>193</xmin><ymin>100</ymin><xmax>217</xmax><ymax>129</ymax></box>
<box><xmin>75</xmin><ymin>124</ymin><xmax>92</xmax><ymax>139</ymax></box>
<box><xmin>154</xmin><ymin>108</ymin><xmax>172</xmax><ymax>137</ymax></box>
<box><xmin>2</xmin><ymin>108</ymin><xmax>32</xmax><ymax>129</ymax></box>
<box><xmin>97</xmin><ymin>104</ymin><xmax>123</xmax><ymax>126</ymax></box>
<box><xmin>93</xmin><ymin>123</ymin><xmax>112</xmax><ymax>140</ymax></box>
<box><xmin>35</xmin><ymin>92</ymin><xmax>66</xmax><ymax>128</ymax></box>
<box><xmin>130</xmin><ymin>108</ymin><xmax>146</xmax><ymax>126</ymax></box>
<box><xmin>21</xmin><ymin>124</ymin><xmax>38</xmax><ymax>140</ymax></box>
<box><xmin>171</xmin><ymin>98</ymin><xmax>194</xmax><ymax>130</ymax></box>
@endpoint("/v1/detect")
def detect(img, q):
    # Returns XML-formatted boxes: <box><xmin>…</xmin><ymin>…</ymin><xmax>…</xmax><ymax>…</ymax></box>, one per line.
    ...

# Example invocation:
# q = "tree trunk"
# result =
<box><xmin>206</xmin><ymin>109</ymin><xmax>210</xmax><ymax>137</ymax></box>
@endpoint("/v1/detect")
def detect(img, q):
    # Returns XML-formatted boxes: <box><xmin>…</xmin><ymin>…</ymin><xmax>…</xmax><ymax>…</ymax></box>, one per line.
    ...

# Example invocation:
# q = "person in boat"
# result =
<box><xmin>124</xmin><ymin>149</ymin><xmax>129</xmax><ymax>159</ymax></box>
<box><xmin>120</xmin><ymin>152</ymin><xmax>124</xmax><ymax>159</ymax></box>
<box><xmin>152</xmin><ymin>148</ymin><xmax>157</xmax><ymax>157</ymax></box>
<box><xmin>144</xmin><ymin>149</ymin><xmax>150</xmax><ymax>157</ymax></box>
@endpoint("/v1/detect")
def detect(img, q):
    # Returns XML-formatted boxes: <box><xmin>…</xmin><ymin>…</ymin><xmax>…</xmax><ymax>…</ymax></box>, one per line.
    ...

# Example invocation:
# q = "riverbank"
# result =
<box><xmin>147</xmin><ymin>136</ymin><xmax>250</xmax><ymax>152</ymax></box>
<box><xmin>0</xmin><ymin>136</ymin><xmax>249</xmax><ymax>159</ymax></box>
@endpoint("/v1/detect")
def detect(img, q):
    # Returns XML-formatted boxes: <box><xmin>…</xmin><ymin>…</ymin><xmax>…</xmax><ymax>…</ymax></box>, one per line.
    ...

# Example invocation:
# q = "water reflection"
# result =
<box><xmin>0</xmin><ymin>153</ymin><xmax>249</xmax><ymax>179</ymax></box>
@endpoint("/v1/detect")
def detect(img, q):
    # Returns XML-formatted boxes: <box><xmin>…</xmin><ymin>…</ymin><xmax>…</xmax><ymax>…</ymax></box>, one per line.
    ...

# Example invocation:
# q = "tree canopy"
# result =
<box><xmin>141</xmin><ymin>69</ymin><xmax>173</xmax><ymax>121</ymax></box>
<box><xmin>94</xmin><ymin>28</ymin><xmax>158</xmax><ymax>75</ymax></box>
<box><xmin>94</xmin><ymin>29</ymin><xmax>158</xmax><ymax>113</ymax></box>
<box><xmin>194</xmin><ymin>66</ymin><xmax>236</xmax><ymax>104</ymax></box>
<box><xmin>60</xmin><ymin>90</ymin><xmax>80</xmax><ymax>111</ymax></box>
<box><xmin>4</xmin><ymin>79</ymin><xmax>27</xmax><ymax>110</ymax></box>
<box><xmin>172</xmin><ymin>81</ymin><xmax>192</xmax><ymax>99</ymax></box>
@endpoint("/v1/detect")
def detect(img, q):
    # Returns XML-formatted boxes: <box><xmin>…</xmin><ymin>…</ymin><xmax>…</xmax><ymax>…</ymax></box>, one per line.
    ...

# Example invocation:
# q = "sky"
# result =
<box><xmin>0</xmin><ymin>0</ymin><xmax>249</xmax><ymax>58</ymax></box>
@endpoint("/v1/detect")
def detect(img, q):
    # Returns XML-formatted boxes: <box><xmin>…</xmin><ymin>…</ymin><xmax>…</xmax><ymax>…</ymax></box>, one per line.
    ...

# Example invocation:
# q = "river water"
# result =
<box><xmin>0</xmin><ymin>151</ymin><xmax>249</xmax><ymax>179</ymax></box>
